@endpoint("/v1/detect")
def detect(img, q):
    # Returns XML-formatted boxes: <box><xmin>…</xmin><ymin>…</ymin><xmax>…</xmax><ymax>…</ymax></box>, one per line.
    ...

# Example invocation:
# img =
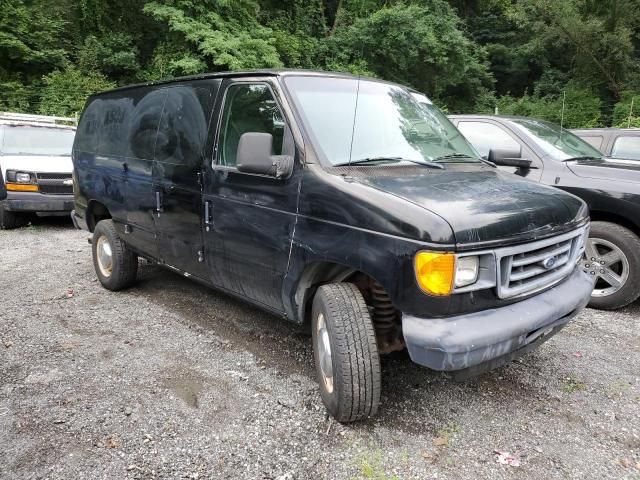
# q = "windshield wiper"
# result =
<box><xmin>561</xmin><ymin>156</ymin><xmax>602</xmax><ymax>162</ymax></box>
<box><xmin>335</xmin><ymin>156</ymin><xmax>444</xmax><ymax>169</ymax></box>
<box><xmin>432</xmin><ymin>153</ymin><xmax>496</xmax><ymax>167</ymax></box>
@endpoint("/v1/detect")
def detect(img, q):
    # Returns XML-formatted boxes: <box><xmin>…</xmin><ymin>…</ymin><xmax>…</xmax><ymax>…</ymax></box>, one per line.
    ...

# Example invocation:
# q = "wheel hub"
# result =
<box><xmin>582</xmin><ymin>237</ymin><xmax>629</xmax><ymax>297</ymax></box>
<box><xmin>96</xmin><ymin>235</ymin><xmax>113</xmax><ymax>278</ymax></box>
<box><xmin>316</xmin><ymin>313</ymin><xmax>334</xmax><ymax>394</ymax></box>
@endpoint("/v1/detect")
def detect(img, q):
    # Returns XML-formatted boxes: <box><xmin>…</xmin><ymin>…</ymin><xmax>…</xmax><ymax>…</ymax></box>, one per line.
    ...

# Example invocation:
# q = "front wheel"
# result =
<box><xmin>311</xmin><ymin>283</ymin><xmax>381</xmax><ymax>422</ymax></box>
<box><xmin>0</xmin><ymin>204</ymin><xmax>29</xmax><ymax>229</ymax></box>
<box><xmin>584</xmin><ymin>221</ymin><xmax>640</xmax><ymax>310</ymax></box>
<box><xmin>92</xmin><ymin>220</ymin><xmax>138</xmax><ymax>291</ymax></box>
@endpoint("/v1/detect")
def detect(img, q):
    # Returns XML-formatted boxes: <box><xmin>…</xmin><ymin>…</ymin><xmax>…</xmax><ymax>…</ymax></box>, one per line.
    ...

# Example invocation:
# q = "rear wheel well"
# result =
<box><xmin>86</xmin><ymin>201</ymin><xmax>111</xmax><ymax>232</ymax></box>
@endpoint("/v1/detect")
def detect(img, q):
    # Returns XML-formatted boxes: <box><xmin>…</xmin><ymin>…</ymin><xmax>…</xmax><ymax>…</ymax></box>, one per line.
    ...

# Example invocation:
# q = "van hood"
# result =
<box><xmin>353</xmin><ymin>166</ymin><xmax>588</xmax><ymax>247</ymax></box>
<box><xmin>566</xmin><ymin>157</ymin><xmax>640</xmax><ymax>183</ymax></box>
<box><xmin>0</xmin><ymin>155</ymin><xmax>73</xmax><ymax>176</ymax></box>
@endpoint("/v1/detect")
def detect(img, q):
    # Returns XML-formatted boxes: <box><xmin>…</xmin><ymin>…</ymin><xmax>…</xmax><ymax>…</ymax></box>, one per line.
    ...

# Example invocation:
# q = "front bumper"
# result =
<box><xmin>3</xmin><ymin>191</ymin><xmax>73</xmax><ymax>213</ymax></box>
<box><xmin>70</xmin><ymin>209</ymin><xmax>88</xmax><ymax>231</ymax></box>
<box><xmin>402</xmin><ymin>267</ymin><xmax>594</xmax><ymax>377</ymax></box>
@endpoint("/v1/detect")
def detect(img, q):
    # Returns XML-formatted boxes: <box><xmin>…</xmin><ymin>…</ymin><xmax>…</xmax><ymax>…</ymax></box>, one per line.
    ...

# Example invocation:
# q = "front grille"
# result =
<box><xmin>35</xmin><ymin>173</ymin><xmax>73</xmax><ymax>195</ymax></box>
<box><xmin>36</xmin><ymin>173</ymin><xmax>71</xmax><ymax>180</ymax></box>
<box><xmin>495</xmin><ymin>226</ymin><xmax>588</xmax><ymax>299</ymax></box>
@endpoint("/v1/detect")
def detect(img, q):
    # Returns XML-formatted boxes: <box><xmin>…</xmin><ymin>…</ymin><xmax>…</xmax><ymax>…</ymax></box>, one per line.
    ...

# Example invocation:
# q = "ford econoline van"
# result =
<box><xmin>72</xmin><ymin>71</ymin><xmax>594</xmax><ymax>422</ymax></box>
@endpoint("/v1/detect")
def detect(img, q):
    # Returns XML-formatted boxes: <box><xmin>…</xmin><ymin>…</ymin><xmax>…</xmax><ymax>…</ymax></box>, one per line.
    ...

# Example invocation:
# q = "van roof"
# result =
<box><xmin>90</xmin><ymin>69</ymin><xmax>412</xmax><ymax>97</ymax></box>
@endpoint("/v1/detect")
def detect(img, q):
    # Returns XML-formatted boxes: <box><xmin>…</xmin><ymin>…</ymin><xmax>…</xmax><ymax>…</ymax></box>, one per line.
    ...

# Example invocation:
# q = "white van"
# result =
<box><xmin>0</xmin><ymin>112</ymin><xmax>76</xmax><ymax>228</ymax></box>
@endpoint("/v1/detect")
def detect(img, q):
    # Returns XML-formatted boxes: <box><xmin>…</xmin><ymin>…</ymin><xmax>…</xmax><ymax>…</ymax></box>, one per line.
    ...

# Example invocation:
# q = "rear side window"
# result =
<box><xmin>580</xmin><ymin>136</ymin><xmax>604</xmax><ymax>150</ymax></box>
<box><xmin>218</xmin><ymin>84</ymin><xmax>285</xmax><ymax>167</ymax></box>
<box><xmin>611</xmin><ymin>136</ymin><xmax>640</xmax><ymax>160</ymax></box>
<box><xmin>155</xmin><ymin>86</ymin><xmax>211</xmax><ymax>165</ymax></box>
<box><xmin>457</xmin><ymin>121</ymin><xmax>521</xmax><ymax>157</ymax></box>
<box><xmin>75</xmin><ymin>88</ymin><xmax>166</xmax><ymax>160</ymax></box>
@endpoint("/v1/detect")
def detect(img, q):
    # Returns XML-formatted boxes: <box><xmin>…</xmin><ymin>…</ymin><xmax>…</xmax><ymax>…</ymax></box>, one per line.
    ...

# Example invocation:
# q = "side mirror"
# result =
<box><xmin>488</xmin><ymin>148</ymin><xmax>532</xmax><ymax>169</ymax></box>
<box><xmin>236</xmin><ymin>132</ymin><xmax>294</xmax><ymax>179</ymax></box>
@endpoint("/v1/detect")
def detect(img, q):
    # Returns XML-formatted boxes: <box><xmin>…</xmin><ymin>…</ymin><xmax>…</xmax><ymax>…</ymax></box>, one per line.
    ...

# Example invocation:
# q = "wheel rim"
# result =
<box><xmin>316</xmin><ymin>313</ymin><xmax>334</xmax><ymax>394</ymax></box>
<box><xmin>96</xmin><ymin>235</ymin><xmax>113</xmax><ymax>278</ymax></box>
<box><xmin>583</xmin><ymin>237</ymin><xmax>629</xmax><ymax>298</ymax></box>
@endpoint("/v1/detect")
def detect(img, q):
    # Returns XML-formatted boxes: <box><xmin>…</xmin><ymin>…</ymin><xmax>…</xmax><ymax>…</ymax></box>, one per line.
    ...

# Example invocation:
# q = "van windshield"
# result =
<box><xmin>510</xmin><ymin>119</ymin><xmax>603</xmax><ymax>161</ymax></box>
<box><xmin>284</xmin><ymin>76</ymin><xmax>479</xmax><ymax>166</ymax></box>
<box><xmin>2</xmin><ymin>126</ymin><xmax>75</xmax><ymax>156</ymax></box>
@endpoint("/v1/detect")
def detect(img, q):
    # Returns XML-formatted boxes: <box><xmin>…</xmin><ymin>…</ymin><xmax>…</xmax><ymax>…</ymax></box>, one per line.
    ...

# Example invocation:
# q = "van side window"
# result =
<box><xmin>457</xmin><ymin>121</ymin><xmax>521</xmax><ymax>157</ymax></box>
<box><xmin>127</xmin><ymin>89</ymin><xmax>166</xmax><ymax>160</ymax></box>
<box><xmin>155</xmin><ymin>86</ymin><xmax>210</xmax><ymax>165</ymax></box>
<box><xmin>611</xmin><ymin>136</ymin><xmax>640</xmax><ymax>160</ymax></box>
<box><xmin>218</xmin><ymin>84</ymin><xmax>285</xmax><ymax>167</ymax></box>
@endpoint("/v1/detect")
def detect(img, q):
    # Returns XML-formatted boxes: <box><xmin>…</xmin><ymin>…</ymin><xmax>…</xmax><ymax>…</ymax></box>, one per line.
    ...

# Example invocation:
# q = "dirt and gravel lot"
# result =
<box><xmin>1</xmin><ymin>219</ymin><xmax>639</xmax><ymax>480</ymax></box>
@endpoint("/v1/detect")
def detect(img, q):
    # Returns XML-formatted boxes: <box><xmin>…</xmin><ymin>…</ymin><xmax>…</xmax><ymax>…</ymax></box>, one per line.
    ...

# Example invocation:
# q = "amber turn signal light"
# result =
<box><xmin>414</xmin><ymin>251</ymin><xmax>455</xmax><ymax>296</ymax></box>
<box><xmin>6</xmin><ymin>183</ymin><xmax>39</xmax><ymax>192</ymax></box>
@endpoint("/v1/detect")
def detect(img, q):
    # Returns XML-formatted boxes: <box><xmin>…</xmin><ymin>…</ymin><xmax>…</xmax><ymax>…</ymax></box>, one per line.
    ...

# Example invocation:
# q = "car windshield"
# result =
<box><xmin>510</xmin><ymin>119</ymin><xmax>603</xmax><ymax>161</ymax></box>
<box><xmin>284</xmin><ymin>76</ymin><xmax>480</xmax><ymax>166</ymax></box>
<box><xmin>1</xmin><ymin>126</ymin><xmax>75</xmax><ymax>156</ymax></box>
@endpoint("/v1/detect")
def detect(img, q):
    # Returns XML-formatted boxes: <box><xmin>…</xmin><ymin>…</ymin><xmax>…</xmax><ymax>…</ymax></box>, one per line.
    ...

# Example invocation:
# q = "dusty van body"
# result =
<box><xmin>72</xmin><ymin>71</ymin><xmax>593</xmax><ymax>421</ymax></box>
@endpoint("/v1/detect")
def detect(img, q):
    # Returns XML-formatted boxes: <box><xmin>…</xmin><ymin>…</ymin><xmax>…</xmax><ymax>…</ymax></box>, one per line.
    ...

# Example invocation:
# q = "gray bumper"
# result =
<box><xmin>402</xmin><ymin>267</ymin><xmax>594</xmax><ymax>375</ymax></box>
<box><xmin>3</xmin><ymin>192</ymin><xmax>73</xmax><ymax>212</ymax></box>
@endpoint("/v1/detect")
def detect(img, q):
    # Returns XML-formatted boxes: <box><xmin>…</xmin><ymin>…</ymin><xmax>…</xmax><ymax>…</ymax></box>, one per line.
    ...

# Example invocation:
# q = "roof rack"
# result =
<box><xmin>0</xmin><ymin>112</ymin><xmax>77</xmax><ymax>126</ymax></box>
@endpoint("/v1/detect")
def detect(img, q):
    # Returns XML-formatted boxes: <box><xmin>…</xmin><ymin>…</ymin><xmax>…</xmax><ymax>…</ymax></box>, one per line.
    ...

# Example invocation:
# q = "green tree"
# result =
<box><xmin>321</xmin><ymin>2</ymin><xmax>493</xmax><ymax>111</ymax></box>
<box><xmin>38</xmin><ymin>66</ymin><xmax>115</xmax><ymax>116</ymax></box>
<box><xmin>143</xmin><ymin>0</ymin><xmax>283</xmax><ymax>73</ymax></box>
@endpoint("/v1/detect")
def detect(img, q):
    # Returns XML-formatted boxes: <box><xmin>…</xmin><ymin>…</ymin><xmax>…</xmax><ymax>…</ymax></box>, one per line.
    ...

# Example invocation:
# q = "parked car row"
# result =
<box><xmin>450</xmin><ymin>115</ymin><xmax>640</xmax><ymax>310</ymax></box>
<box><xmin>3</xmin><ymin>71</ymin><xmax>639</xmax><ymax>422</ymax></box>
<box><xmin>0</xmin><ymin>112</ymin><xmax>76</xmax><ymax>228</ymax></box>
<box><xmin>572</xmin><ymin>127</ymin><xmax>640</xmax><ymax>160</ymax></box>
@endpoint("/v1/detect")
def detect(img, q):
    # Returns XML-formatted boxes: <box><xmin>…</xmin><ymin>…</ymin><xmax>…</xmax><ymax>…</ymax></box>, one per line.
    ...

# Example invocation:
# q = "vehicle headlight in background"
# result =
<box><xmin>15</xmin><ymin>172</ymin><xmax>32</xmax><ymax>183</ymax></box>
<box><xmin>5</xmin><ymin>170</ymin><xmax>38</xmax><ymax>192</ymax></box>
<box><xmin>454</xmin><ymin>255</ymin><xmax>479</xmax><ymax>288</ymax></box>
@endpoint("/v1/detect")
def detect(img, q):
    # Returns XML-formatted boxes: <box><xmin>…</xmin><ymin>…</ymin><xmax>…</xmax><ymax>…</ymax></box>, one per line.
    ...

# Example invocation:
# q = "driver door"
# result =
<box><xmin>203</xmin><ymin>78</ymin><xmax>301</xmax><ymax>313</ymax></box>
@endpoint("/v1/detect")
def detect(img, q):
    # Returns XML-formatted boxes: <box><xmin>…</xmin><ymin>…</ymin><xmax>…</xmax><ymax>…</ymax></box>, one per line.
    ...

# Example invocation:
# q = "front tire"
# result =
<box><xmin>0</xmin><ymin>204</ymin><xmax>29</xmax><ymax>229</ymax></box>
<box><xmin>311</xmin><ymin>283</ymin><xmax>381</xmax><ymax>422</ymax></box>
<box><xmin>585</xmin><ymin>221</ymin><xmax>640</xmax><ymax>310</ymax></box>
<box><xmin>92</xmin><ymin>219</ymin><xmax>138</xmax><ymax>291</ymax></box>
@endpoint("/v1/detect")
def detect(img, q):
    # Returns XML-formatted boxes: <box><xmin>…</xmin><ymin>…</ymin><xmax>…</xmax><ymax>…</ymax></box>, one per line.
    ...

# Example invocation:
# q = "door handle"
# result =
<box><xmin>204</xmin><ymin>200</ymin><xmax>213</xmax><ymax>231</ymax></box>
<box><xmin>155</xmin><ymin>190</ymin><xmax>163</xmax><ymax>217</ymax></box>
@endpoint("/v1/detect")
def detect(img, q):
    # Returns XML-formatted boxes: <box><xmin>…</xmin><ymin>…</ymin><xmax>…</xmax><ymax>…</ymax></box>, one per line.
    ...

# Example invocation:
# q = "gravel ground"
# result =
<box><xmin>1</xmin><ymin>219</ymin><xmax>639</xmax><ymax>480</ymax></box>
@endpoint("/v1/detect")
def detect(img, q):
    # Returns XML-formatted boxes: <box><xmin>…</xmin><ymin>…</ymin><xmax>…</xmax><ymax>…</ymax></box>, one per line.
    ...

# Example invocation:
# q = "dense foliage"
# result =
<box><xmin>1</xmin><ymin>0</ymin><xmax>639</xmax><ymax>127</ymax></box>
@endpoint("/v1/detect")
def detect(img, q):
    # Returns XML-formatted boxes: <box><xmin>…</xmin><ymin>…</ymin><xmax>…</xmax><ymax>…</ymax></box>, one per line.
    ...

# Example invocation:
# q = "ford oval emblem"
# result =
<box><xmin>542</xmin><ymin>256</ymin><xmax>557</xmax><ymax>269</ymax></box>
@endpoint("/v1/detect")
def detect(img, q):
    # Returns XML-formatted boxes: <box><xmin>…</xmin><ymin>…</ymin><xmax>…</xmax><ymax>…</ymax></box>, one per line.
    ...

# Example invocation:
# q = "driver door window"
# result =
<box><xmin>217</xmin><ymin>84</ymin><xmax>285</xmax><ymax>167</ymax></box>
<box><xmin>457</xmin><ymin>121</ymin><xmax>521</xmax><ymax>158</ymax></box>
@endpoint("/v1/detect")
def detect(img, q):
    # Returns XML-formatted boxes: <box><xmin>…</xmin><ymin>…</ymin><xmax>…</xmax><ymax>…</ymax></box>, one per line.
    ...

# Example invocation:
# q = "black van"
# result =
<box><xmin>72</xmin><ymin>71</ymin><xmax>594</xmax><ymax>422</ymax></box>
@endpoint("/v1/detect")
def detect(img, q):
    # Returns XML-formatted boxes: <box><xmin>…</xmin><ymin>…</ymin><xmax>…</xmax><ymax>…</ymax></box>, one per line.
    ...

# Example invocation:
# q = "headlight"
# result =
<box><xmin>414</xmin><ymin>251</ymin><xmax>455</xmax><ymax>296</ymax></box>
<box><xmin>415</xmin><ymin>252</ymin><xmax>481</xmax><ymax>296</ymax></box>
<box><xmin>5</xmin><ymin>170</ymin><xmax>38</xmax><ymax>192</ymax></box>
<box><xmin>16</xmin><ymin>172</ymin><xmax>32</xmax><ymax>183</ymax></box>
<box><xmin>455</xmin><ymin>256</ymin><xmax>479</xmax><ymax>288</ymax></box>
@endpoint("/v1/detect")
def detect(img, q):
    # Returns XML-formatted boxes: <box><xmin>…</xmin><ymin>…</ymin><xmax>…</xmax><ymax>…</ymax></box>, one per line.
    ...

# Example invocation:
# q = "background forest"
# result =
<box><xmin>1</xmin><ymin>0</ymin><xmax>639</xmax><ymax>127</ymax></box>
